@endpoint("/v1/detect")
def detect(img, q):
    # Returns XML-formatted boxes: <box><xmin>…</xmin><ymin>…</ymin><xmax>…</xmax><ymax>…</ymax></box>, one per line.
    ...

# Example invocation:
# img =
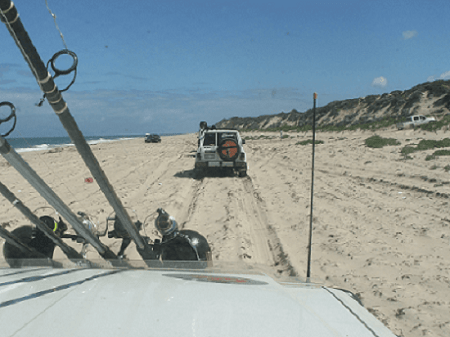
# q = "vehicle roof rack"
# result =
<box><xmin>203</xmin><ymin>127</ymin><xmax>238</xmax><ymax>131</ymax></box>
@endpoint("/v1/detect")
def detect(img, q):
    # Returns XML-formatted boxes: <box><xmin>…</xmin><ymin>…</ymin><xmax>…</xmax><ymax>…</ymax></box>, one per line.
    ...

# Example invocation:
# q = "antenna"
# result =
<box><xmin>306</xmin><ymin>92</ymin><xmax>317</xmax><ymax>283</ymax></box>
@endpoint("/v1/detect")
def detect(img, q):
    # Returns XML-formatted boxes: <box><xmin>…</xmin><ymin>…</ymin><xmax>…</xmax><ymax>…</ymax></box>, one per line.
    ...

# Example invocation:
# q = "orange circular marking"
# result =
<box><xmin>221</xmin><ymin>140</ymin><xmax>238</xmax><ymax>158</ymax></box>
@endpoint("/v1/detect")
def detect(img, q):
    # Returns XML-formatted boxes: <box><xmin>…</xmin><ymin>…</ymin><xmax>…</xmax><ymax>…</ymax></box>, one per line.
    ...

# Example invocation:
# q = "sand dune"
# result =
<box><xmin>1</xmin><ymin>127</ymin><xmax>449</xmax><ymax>337</ymax></box>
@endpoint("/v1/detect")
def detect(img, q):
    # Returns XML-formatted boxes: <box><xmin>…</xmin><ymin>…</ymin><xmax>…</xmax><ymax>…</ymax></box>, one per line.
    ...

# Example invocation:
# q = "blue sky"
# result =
<box><xmin>1</xmin><ymin>0</ymin><xmax>450</xmax><ymax>137</ymax></box>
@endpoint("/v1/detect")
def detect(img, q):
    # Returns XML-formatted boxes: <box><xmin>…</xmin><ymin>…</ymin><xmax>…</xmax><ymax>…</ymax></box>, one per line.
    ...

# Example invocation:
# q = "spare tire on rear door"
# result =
<box><xmin>217</xmin><ymin>137</ymin><xmax>240</xmax><ymax>161</ymax></box>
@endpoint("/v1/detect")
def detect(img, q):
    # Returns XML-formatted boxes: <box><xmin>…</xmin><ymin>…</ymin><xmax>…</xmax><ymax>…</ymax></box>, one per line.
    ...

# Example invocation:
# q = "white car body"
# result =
<box><xmin>397</xmin><ymin>115</ymin><xmax>436</xmax><ymax>130</ymax></box>
<box><xmin>0</xmin><ymin>260</ymin><xmax>397</xmax><ymax>337</ymax></box>
<box><xmin>195</xmin><ymin>129</ymin><xmax>247</xmax><ymax>177</ymax></box>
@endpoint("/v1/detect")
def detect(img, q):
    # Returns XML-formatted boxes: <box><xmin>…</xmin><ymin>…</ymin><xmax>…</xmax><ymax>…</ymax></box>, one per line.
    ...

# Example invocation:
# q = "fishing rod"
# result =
<box><xmin>0</xmin><ymin>135</ymin><xmax>117</xmax><ymax>260</ymax></box>
<box><xmin>306</xmin><ymin>92</ymin><xmax>317</xmax><ymax>283</ymax></box>
<box><xmin>0</xmin><ymin>101</ymin><xmax>114</xmax><ymax>262</ymax></box>
<box><xmin>0</xmin><ymin>180</ymin><xmax>83</xmax><ymax>260</ymax></box>
<box><xmin>0</xmin><ymin>0</ymin><xmax>155</xmax><ymax>260</ymax></box>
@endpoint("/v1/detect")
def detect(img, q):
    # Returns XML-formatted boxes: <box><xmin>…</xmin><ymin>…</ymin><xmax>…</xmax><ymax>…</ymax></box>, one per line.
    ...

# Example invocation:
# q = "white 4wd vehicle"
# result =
<box><xmin>397</xmin><ymin>115</ymin><xmax>436</xmax><ymax>130</ymax></box>
<box><xmin>195</xmin><ymin>123</ymin><xmax>247</xmax><ymax>177</ymax></box>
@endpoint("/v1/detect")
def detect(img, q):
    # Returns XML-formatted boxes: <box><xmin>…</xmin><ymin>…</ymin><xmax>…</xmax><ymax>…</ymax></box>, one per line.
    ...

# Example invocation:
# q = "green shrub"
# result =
<box><xmin>296</xmin><ymin>139</ymin><xmax>324</xmax><ymax>145</ymax></box>
<box><xmin>433</xmin><ymin>149</ymin><xmax>450</xmax><ymax>156</ymax></box>
<box><xmin>401</xmin><ymin>146</ymin><xmax>416</xmax><ymax>155</ymax></box>
<box><xmin>416</xmin><ymin>139</ymin><xmax>450</xmax><ymax>151</ymax></box>
<box><xmin>400</xmin><ymin>138</ymin><xmax>450</xmax><ymax>160</ymax></box>
<box><xmin>365</xmin><ymin>135</ymin><xmax>400</xmax><ymax>148</ymax></box>
<box><xmin>239</xmin><ymin>114</ymin><xmax>450</xmax><ymax>133</ymax></box>
<box><xmin>401</xmin><ymin>138</ymin><xmax>450</xmax><ymax>152</ymax></box>
<box><xmin>426</xmin><ymin>149</ymin><xmax>450</xmax><ymax>161</ymax></box>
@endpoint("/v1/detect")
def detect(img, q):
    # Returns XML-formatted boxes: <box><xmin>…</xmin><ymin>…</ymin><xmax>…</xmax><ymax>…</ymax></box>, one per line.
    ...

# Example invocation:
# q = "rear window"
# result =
<box><xmin>218</xmin><ymin>132</ymin><xmax>237</xmax><ymax>143</ymax></box>
<box><xmin>203</xmin><ymin>131</ymin><xmax>238</xmax><ymax>146</ymax></box>
<box><xmin>204</xmin><ymin>133</ymin><xmax>216</xmax><ymax>146</ymax></box>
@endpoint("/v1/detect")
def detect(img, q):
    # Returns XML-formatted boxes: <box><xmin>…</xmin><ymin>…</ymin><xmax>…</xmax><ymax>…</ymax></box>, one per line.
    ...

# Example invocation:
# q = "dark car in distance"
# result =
<box><xmin>145</xmin><ymin>134</ymin><xmax>161</xmax><ymax>143</ymax></box>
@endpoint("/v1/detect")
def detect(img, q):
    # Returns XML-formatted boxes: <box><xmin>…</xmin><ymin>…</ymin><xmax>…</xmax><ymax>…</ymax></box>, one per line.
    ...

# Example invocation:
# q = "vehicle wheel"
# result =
<box><xmin>217</xmin><ymin>138</ymin><xmax>240</xmax><ymax>161</ymax></box>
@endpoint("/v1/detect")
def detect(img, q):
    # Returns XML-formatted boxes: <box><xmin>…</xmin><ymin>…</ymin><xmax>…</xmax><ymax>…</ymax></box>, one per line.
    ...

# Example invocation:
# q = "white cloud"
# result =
<box><xmin>440</xmin><ymin>71</ymin><xmax>450</xmax><ymax>79</ymax></box>
<box><xmin>427</xmin><ymin>76</ymin><xmax>436</xmax><ymax>82</ymax></box>
<box><xmin>371</xmin><ymin>76</ymin><xmax>388</xmax><ymax>88</ymax></box>
<box><xmin>402</xmin><ymin>30</ymin><xmax>417</xmax><ymax>40</ymax></box>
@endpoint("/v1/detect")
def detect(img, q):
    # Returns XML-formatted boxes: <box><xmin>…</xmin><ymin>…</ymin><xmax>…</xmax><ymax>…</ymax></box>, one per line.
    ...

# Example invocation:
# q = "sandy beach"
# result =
<box><xmin>1</xmin><ymin>128</ymin><xmax>449</xmax><ymax>337</ymax></box>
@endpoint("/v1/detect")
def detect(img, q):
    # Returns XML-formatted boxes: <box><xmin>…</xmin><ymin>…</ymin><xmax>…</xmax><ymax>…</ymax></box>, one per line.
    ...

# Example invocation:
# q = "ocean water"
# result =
<box><xmin>7</xmin><ymin>135</ymin><xmax>143</xmax><ymax>153</ymax></box>
<box><xmin>6</xmin><ymin>133</ymin><xmax>182</xmax><ymax>153</ymax></box>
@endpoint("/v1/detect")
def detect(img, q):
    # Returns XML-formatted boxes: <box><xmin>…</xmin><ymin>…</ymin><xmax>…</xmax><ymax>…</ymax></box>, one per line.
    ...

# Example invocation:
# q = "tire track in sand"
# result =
<box><xmin>240</xmin><ymin>176</ymin><xmax>296</xmax><ymax>276</ymax></box>
<box><xmin>182</xmin><ymin>172</ymin><xmax>296</xmax><ymax>276</ymax></box>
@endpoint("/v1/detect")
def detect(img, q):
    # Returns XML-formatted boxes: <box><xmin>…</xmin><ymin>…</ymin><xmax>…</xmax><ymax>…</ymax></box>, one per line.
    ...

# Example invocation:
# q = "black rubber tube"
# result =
<box><xmin>0</xmin><ymin>181</ymin><xmax>83</xmax><ymax>260</ymax></box>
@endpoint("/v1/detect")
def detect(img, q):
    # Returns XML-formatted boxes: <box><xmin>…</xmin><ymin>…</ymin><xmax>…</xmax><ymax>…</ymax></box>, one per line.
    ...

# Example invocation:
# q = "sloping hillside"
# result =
<box><xmin>216</xmin><ymin>80</ymin><xmax>450</xmax><ymax>130</ymax></box>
